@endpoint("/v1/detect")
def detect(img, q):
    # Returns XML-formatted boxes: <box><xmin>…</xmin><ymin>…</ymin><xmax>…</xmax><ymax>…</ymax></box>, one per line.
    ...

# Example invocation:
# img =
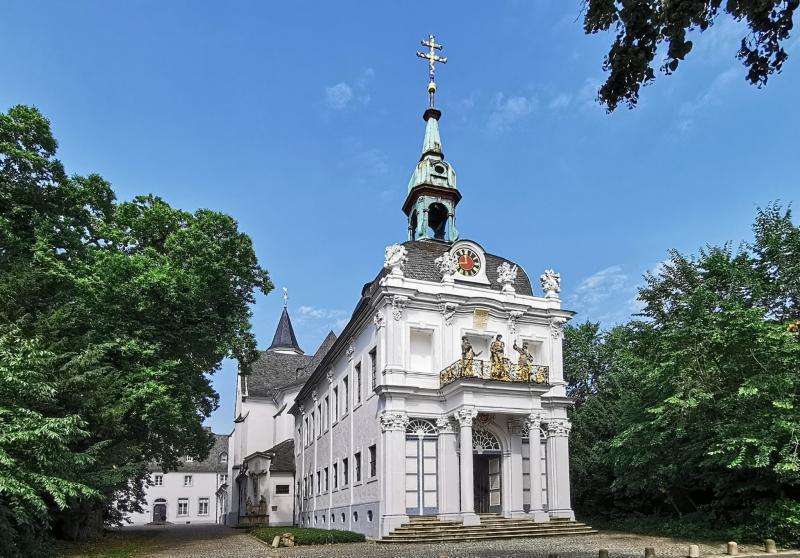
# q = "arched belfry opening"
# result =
<box><xmin>427</xmin><ymin>202</ymin><xmax>448</xmax><ymax>240</ymax></box>
<box><xmin>409</xmin><ymin>210</ymin><xmax>419</xmax><ymax>241</ymax></box>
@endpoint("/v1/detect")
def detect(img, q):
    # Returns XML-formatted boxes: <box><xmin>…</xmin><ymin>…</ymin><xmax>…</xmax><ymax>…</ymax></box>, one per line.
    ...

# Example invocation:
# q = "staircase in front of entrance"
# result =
<box><xmin>378</xmin><ymin>513</ymin><xmax>597</xmax><ymax>544</ymax></box>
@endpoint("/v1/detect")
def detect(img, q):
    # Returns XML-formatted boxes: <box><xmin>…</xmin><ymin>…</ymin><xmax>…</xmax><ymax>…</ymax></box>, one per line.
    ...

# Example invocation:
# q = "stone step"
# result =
<box><xmin>387</xmin><ymin>524</ymin><xmax>595</xmax><ymax>535</ymax></box>
<box><xmin>378</xmin><ymin>528</ymin><xmax>598</xmax><ymax>544</ymax></box>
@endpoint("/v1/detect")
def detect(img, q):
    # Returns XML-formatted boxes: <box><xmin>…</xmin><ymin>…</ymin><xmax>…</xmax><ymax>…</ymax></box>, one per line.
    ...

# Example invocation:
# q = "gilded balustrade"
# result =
<box><xmin>439</xmin><ymin>358</ymin><xmax>549</xmax><ymax>387</ymax></box>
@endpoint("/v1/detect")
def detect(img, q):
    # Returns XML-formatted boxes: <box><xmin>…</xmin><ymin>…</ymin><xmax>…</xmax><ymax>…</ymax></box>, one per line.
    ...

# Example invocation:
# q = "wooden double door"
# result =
<box><xmin>473</xmin><ymin>454</ymin><xmax>502</xmax><ymax>513</ymax></box>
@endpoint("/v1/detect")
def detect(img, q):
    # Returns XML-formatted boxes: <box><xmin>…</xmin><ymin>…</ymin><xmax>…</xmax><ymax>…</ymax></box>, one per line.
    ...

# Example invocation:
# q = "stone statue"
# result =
<box><xmin>490</xmin><ymin>334</ymin><xmax>506</xmax><ymax>378</ymax></box>
<box><xmin>496</xmin><ymin>262</ymin><xmax>518</xmax><ymax>292</ymax></box>
<box><xmin>435</xmin><ymin>252</ymin><xmax>459</xmax><ymax>282</ymax></box>
<box><xmin>540</xmin><ymin>269</ymin><xmax>561</xmax><ymax>298</ymax></box>
<box><xmin>513</xmin><ymin>339</ymin><xmax>533</xmax><ymax>382</ymax></box>
<box><xmin>460</xmin><ymin>335</ymin><xmax>481</xmax><ymax>376</ymax></box>
<box><xmin>384</xmin><ymin>244</ymin><xmax>408</xmax><ymax>276</ymax></box>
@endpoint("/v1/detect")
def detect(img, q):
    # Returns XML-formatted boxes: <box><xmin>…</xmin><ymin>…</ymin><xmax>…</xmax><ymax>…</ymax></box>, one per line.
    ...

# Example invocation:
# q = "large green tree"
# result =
<box><xmin>582</xmin><ymin>0</ymin><xmax>799</xmax><ymax>111</ymax></box>
<box><xmin>567</xmin><ymin>204</ymin><xmax>800</xmax><ymax>543</ymax></box>
<box><xmin>0</xmin><ymin>105</ymin><xmax>271</xmax><ymax>555</ymax></box>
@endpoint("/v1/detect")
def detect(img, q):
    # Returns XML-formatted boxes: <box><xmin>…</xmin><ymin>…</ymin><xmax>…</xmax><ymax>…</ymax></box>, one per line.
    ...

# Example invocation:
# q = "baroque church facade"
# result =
<box><xmin>289</xmin><ymin>103</ymin><xmax>575</xmax><ymax>539</ymax></box>
<box><xmin>226</xmin><ymin>38</ymin><xmax>576</xmax><ymax>539</ymax></box>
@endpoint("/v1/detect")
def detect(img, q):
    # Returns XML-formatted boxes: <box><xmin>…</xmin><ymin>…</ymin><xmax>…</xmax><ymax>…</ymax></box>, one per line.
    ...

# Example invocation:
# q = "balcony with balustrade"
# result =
<box><xmin>439</xmin><ymin>358</ymin><xmax>549</xmax><ymax>388</ymax></box>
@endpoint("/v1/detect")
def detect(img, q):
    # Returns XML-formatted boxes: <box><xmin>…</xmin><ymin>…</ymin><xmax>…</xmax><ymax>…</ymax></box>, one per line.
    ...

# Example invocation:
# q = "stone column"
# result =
<box><xmin>526</xmin><ymin>413</ymin><xmax>549</xmax><ymax>522</ymax></box>
<box><xmin>546</xmin><ymin>418</ymin><xmax>575</xmax><ymax>520</ymax></box>
<box><xmin>506</xmin><ymin>419</ymin><xmax>527</xmax><ymax>519</ymax></box>
<box><xmin>455</xmin><ymin>407</ymin><xmax>480</xmax><ymax>526</ymax></box>
<box><xmin>436</xmin><ymin>417</ymin><xmax>460</xmax><ymax>521</ymax></box>
<box><xmin>379</xmin><ymin>411</ymin><xmax>410</xmax><ymax>536</ymax></box>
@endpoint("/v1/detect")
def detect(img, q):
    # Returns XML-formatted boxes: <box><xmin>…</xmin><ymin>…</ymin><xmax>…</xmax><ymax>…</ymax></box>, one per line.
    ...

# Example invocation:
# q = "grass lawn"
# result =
<box><xmin>56</xmin><ymin>529</ymin><xmax>161</xmax><ymax>558</ymax></box>
<box><xmin>250</xmin><ymin>526</ymin><xmax>366</xmax><ymax>545</ymax></box>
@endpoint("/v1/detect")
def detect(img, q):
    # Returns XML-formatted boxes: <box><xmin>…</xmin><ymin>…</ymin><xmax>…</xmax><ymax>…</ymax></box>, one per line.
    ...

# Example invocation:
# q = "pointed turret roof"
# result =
<box><xmin>267</xmin><ymin>307</ymin><xmax>303</xmax><ymax>355</ymax></box>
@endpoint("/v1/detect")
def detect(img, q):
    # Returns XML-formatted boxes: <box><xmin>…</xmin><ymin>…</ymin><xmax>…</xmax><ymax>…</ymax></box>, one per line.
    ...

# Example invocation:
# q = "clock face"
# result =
<box><xmin>454</xmin><ymin>247</ymin><xmax>482</xmax><ymax>277</ymax></box>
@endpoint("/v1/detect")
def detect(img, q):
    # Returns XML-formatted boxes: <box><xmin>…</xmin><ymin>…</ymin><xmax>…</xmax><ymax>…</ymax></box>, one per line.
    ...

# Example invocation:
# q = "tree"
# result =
<box><xmin>566</xmin><ymin>204</ymin><xmax>800</xmax><ymax>544</ymax></box>
<box><xmin>582</xmin><ymin>0</ymin><xmax>799</xmax><ymax>111</ymax></box>
<box><xmin>0</xmin><ymin>105</ymin><xmax>272</xmax><ymax>554</ymax></box>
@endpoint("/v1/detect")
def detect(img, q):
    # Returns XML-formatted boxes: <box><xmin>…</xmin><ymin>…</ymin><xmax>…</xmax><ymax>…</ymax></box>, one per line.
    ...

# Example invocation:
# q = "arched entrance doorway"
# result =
<box><xmin>152</xmin><ymin>499</ymin><xmax>167</xmax><ymax>523</ymax></box>
<box><xmin>472</xmin><ymin>428</ymin><xmax>502</xmax><ymax>514</ymax></box>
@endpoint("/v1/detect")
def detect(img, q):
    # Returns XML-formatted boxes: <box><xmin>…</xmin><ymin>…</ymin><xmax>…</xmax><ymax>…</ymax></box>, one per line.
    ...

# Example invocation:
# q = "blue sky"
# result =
<box><xmin>3</xmin><ymin>2</ymin><xmax>798</xmax><ymax>434</ymax></box>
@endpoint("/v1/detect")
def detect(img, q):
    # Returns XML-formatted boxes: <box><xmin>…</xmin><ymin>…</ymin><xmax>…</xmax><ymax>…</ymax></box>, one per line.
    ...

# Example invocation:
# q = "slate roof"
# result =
<box><xmin>266</xmin><ymin>439</ymin><xmax>295</xmax><ymax>473</ymax></box>
<box><xmin>153</xmin><ymin>433</ymin><xmax>228</xmax><ymax>474</ymax></box>
<box><xmin>267</xmin><ymin>307</ymin><xmax>302</xmax><ymax>353</ymax></box>
<box><xmin>247</xmin><ymin>331</ymin><xmax>337</xmax><ymax>399</ymax></box>
<box><xmin>367</xmin><ymin>239</ymin><xmax>534</xmax><ymax>296</ymax></box>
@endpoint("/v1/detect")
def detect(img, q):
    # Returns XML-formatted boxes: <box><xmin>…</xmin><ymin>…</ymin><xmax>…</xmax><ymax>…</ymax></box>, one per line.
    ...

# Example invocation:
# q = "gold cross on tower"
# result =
<box><xmin>416</xmin><ymin>34</ymin><xmax>447</xmax><ymax>107</ymax></box>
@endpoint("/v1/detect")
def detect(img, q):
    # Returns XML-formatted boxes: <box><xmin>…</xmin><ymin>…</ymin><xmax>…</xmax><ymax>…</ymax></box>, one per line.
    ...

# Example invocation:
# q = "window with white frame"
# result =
<box><xmin>354</xmin><ymin>451</ymin><xmax>362</xmax><ymax>482</ymax></box>
<box><xmin>343</xmin><ymin>376</ymin><xmax>349</xmax><ymax>413</ymax></box>
<box><xmin>184</xmin><ymin>475</ymin><xmax>193</xmax><ymax>487</ymax></box>
<box><xmin>355</xmin><ymin>363</ymin><xmax>362</xmax><ymax>404</ymax></box>
<box><xmin>324</xmin><ymin>396</ymin><xmax>329</xmax><ymax>430</ymax></box>
<box><xmin>316</xmin><ymin>404</ymin><xmax>322</xmax><ymax>436</ymax></box>
<box><xmin>220</xmin><ymin>474</ymin><xmax>228</xmax><ymax>486</ymax></box>
<box><xmin>342</xmin><ymin>457</ymin><xmax>349</xmax><ymax>486</ymax></box>
<box><xmin>369</xmin><ymin>348</ymin><xmax>377</xmax><ymax>390</ymax></box>
<box><xmin>275</xmin><ymin>484</ymin><xmax>290</xmax><ymax>495</ymax></box>
<box><xmin>219</xmin><ymin>452</ymin><xmax>228</xmax><ymax>463</ymax></box>
<box><xmin>333</xmin><ymin>386</ymin><xmax>339</xmax><ymax>420</ymax></box>
<box><xmin>177</xmin><ymin>498</ymin><xmax>188</xmax><ymax>516</ymax></box>
<box><xmin>198</xmin><ymin>498</ymin><xmax>209</xmax><ymax>515</ymax></box>
<box><xmin>185</xmin><ymin>455</ymin><xmax>193</xmax><ymax>462</ymax></box>
<box><xmin>153</xmin><ymin>474</ymin><xmax>163</xmax><ymax>486</ymax></box>
<box><xmin>368</xmin><ymin>444</ymin><xmax>377</xmax><ymax>478</ymax></box>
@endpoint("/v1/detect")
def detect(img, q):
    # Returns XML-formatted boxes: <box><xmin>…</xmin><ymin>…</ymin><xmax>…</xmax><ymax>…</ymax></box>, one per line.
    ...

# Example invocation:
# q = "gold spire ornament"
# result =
<box><xmin>416</xmin><ymin>34</ymin><xmax>447</xmax><ymax>107</ymax></box>
<box><xmin>282</xmin><ymin>287</ymin><xmax>288</xmax><ymax>308</ymax></box>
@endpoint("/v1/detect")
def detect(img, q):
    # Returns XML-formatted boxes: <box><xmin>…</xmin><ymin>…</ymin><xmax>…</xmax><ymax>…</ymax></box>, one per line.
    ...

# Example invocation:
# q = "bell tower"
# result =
<box><xmin>403</xmin><ymin>35</ymin><xmax>461</xmax><ymax>242</ymax></box>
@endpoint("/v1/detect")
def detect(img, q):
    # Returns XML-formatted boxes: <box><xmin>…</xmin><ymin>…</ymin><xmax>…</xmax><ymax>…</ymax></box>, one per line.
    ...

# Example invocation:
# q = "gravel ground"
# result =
<box><xmin>83</xmin><ymin>524</ymin><xmax>783</xmax><ymax>558</ymax></box>
<box><xmin>259</xmin><ymin>531</ymin><xmax>769</xmax><ymax>558</ymax></box>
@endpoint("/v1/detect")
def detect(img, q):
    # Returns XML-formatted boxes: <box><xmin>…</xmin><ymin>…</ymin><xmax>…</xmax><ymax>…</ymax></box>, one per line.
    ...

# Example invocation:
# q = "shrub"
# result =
<box><xmin>250</xmin><ymin>527</ymin><xmax>365</xmax><ymax>545</ymax></box>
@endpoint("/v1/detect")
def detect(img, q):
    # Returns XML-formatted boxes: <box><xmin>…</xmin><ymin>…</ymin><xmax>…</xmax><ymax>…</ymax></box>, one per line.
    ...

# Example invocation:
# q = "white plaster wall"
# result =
<box><xmin>269</xmin><ymin>472</ymin><xmax>295</xmax><ymax>526</ymax></box>
<box><xmin>127</xmin><ymin>471</ymin><xmax>223</xmax><ymax>525</ymax></box>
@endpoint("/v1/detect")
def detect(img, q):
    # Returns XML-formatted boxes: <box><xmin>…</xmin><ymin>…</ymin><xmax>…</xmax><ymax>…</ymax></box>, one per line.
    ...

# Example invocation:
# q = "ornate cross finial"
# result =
<box><xmin>416</xmin><ymin>34</ymin><xmax>447</xmax><ymax>107</ymax></box>
<box><xmin>282</xmin><ymin>287</ymin><xmax>288</xmax><ymax>308</ymax></box>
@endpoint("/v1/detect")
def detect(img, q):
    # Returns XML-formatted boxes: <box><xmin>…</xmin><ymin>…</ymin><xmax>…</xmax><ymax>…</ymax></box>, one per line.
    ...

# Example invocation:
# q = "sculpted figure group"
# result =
<box><xmin>458</xmin><ymin>334</ymin><xmax>545</xmax><ymax>383</ymax></box>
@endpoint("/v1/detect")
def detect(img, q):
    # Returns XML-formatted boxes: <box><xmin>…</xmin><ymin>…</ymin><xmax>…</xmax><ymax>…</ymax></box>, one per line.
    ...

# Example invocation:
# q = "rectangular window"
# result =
<box><xmin>184</xmin><ymin>475</ymin><xmax>193</xmax><ymax>487</ymax></box>
<box><xmin>333</xmin><ymin>387</ymin><xmax>339</xmax><ymax>420</ymax></box>
<box><xmin>354</xmin><ymin>451</ymin><xmax>362</xmax><ymax>482</ymax></box>
<box><xmin>220</xmin><ymin>453</ymin><xmax>228</xmax><ymax>463</ymax></box>
<box><xmin>177</xmin><ymin>498</ymin><xmax>188</xmax><ymax>516</ymax></box>
<box><xmin>369</xmin><ymin>444</ymin><xmax>377</xmax><ymax>478</ymax></box>
<box><xmin>310</xmin><ymin>412</ymin><xmax>315</xmax><ymax>441</ymax></box>
<box><xmin>369</xmin><ymin>348</ymin><xmax>377</xmax><ymax>390</ymax></box>
<box><xmin>355</xmin><ymin>363</ymin><xmax>362</xmax><ymax>404</ymax></box>
<box><xmin>324</xmin><ymin>396</ymin><xmax>329</xmax><ymax>430</ymax></box>
<box><xmin>342</xmin><ymin>458</ymin><xmax>349</xmax><ymax>486</ymax></box>
<box><xmin>333</xmin><ymin>463</ymin><xmax>338</xmax><ymax>489</ymax></box>
<box><xmin>275</xmin><ymin>484</ymin><xmax>290</xmax><ymax>495</ymax></box>
<box><xmin>198</xmin><ymin>498</ymin><xmax>209</xmax><ymax>515</ymax></box>
<box><xmin>316</xmin><ymin>404</ymin><xmax>322</xmax><ymax>436</ymax></box>
<box><xmin>304</xmin><ymin>417</ymin><xmax>308</xmax><ymax>445</ymax></box>
<box><xmin>153</xmin><ymin>474</ymin><xmax>163</xmax><ymax>486</ymax></box>
<box><xmin>343</xmin><ymin>377</ymin><xmax>349</xmax><ymax>413</ymax></box>
<box><xmin>324</xmin><ymin>467</ymin><xmax>329</xmax><ymax>492</ymax></box>
<box><xmin>220</xmin><ymin>474</ymin><xmax>228</xmax><ymax>486</ymax></box>
<box><xmin>185</xmin><ymin>455</ymin><xmax>193</xmax><ymax>462</ymax></box>
<box><xmin>317</xmin><ymin>471</ymin><xmax>321</xmax><ymax>494</ymax></box>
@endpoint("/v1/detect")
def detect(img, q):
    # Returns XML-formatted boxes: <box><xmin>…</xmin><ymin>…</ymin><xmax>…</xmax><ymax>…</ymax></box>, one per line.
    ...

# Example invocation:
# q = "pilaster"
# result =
<box><xmin>379</xmin><ymin>411</ymin><xmax>410</xmax><ymax>535</ymax></box>
<box><xmin>525</xmin><ymin>413</ymin><xmax>549</xmax><ymax>522</ymax></box>
<box><xmin>436</xmin><ymin>417</ymin><xmax>461</xmax><ymax>521</ymax></box>
<box><xmin>546</xmin><ymin>418</ymin><xmax>574</xmax><ymax>520</ymax></box>
<box><xmin>454</xmin><ymin>407</ymin><xmax>480</xmax><ymax>526</ymax></box>
<box><xmin>506</xmin><ymin>419</ymin><xmax>527</xmax><ymax>519</ymax></box>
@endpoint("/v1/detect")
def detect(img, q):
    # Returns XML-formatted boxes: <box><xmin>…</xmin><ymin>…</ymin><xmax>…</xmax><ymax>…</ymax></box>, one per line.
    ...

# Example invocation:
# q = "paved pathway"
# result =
<box><xmin>101</xmin><ymin>524</ymin><xmax>773</xmax><ymax>558</ymax></box>
<box><xmin>123</xmin><ymin>524</ymin><xmax>269</xmax><ymax>557</ymax></box>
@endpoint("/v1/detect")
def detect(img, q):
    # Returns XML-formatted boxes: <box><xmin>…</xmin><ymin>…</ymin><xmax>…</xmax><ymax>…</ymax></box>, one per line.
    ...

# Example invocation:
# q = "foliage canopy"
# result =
<box><xmin>0</xmin><ymin>105</ymin><xmax>271</xmax><ymax>556</ymax></box>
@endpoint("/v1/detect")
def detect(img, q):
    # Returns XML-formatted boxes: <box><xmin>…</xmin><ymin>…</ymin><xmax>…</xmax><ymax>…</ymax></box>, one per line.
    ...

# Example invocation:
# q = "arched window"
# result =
<box><xmin>220</xmin><ymin>452</ymin><xmax>228</xmax><ymax>464</ymax></box>
<box><xmin>473</xmin><ymin>429</ymin><xmax>501</xmax><ymax>452</ymax></box>
<box><xmin>406</xmin><ymin>419</ymin><xmax>437</xmax><ymax>436</ymax></box>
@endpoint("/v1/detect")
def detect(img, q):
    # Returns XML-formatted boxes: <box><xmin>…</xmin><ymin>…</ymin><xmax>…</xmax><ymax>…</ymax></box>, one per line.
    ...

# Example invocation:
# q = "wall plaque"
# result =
<box><xmin>473</xmin><ymin>308</ymin><xmax>489</xmax><ymax>330</ymax></box>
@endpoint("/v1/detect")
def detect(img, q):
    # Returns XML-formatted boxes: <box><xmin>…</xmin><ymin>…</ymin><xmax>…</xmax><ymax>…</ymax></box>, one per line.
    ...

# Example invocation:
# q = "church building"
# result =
<box><xmin>289</xmin><ymin>36</ymin><xmax>579</xmax><ymax>540</ymax></box>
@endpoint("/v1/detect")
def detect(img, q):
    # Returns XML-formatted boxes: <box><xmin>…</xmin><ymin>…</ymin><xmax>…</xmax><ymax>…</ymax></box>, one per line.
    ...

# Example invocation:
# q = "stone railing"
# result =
<box><xmin>439</xmin><ymin>359</ymin><xmax>549</xmax><ymax>388</ymax></box>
